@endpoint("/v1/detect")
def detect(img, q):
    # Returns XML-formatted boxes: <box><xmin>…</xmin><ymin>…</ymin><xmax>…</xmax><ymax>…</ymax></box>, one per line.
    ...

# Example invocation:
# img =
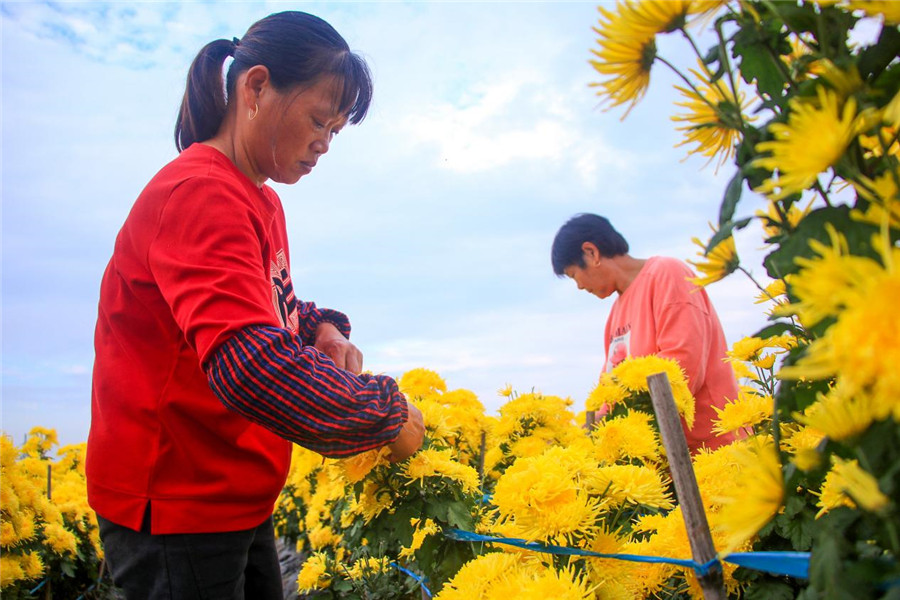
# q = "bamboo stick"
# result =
<box><xmin>647</xmin><ymin>372</ymin><xmax>726</xmax><ymax>600</ymax></box>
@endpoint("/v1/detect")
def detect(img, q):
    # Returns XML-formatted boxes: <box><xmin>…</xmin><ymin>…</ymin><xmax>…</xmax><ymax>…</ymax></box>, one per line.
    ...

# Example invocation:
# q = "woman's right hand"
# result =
<box><xmin>387</xmin><ymin>402</ymin><xmax>425</xmax><ymax>462</ymax></box>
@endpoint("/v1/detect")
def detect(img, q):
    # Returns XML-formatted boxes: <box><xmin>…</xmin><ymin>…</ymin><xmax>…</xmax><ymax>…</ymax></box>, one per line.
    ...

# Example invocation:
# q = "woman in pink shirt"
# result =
<box><xmin>551</xmin><ymin>213</ymin><xmax>739</xmax><ymax>452</ymax></box>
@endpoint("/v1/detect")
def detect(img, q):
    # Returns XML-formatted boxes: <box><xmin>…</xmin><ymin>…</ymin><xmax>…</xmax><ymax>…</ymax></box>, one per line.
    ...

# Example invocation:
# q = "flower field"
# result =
<box><xmin>3</xmin><ymin>0</ymin><xmax>900</xmax><ymax>597</ymax></box>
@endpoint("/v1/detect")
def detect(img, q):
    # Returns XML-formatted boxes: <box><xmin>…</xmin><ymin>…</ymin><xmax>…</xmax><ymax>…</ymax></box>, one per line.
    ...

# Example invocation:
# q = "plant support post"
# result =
<box><xmin>647</xmin><ymin>372</ymin><xmax>726</xmax><ymax>600</ymax></box>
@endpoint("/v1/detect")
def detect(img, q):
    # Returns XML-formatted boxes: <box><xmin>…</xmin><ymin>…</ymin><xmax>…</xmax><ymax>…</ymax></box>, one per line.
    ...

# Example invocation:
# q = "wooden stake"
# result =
<box><xmin>477</xmin><ymin>431</ymin><xmax>486</xmax><ymax>483</ymax></box>
<box><xmin>647</xmin><ymin>372</ymin><xmax>726</xmax><ymax>600</ymax></box>
<box><xmin>585</xmin><ymin>409</ymin><xmax>596</xmax><ymax>430</ymax></box>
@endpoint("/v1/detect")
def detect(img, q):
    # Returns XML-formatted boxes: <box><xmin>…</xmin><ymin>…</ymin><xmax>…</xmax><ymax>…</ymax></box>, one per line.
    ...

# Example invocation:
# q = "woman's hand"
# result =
<box><xmin>314</xmin><ymin>322</ymin><xmax>363</xmax><ymax>374</ymax></box>
<box><xmin>388</xmin><ymin>402</ymin><xmax>425</xmax><ymax>463</ymax></box>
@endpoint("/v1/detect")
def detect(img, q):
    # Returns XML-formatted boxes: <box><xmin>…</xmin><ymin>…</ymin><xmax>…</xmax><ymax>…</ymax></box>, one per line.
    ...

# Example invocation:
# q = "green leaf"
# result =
<box><xmin>744</xmin><ymin>579</ymin><xmax>800</xmax><ymax>600</ymax></box>
<box><xmin>858</xmin><ymin>25</ymin><xmax>900</xmax><ymax>80</ymax></box>
<box><xmin>731</xmin><ymin>17</ymin><xmax>789</xmax><ymax>99</ymax></box>
<box><xmin>809</xmin><ymin>531</ymin><xmax>846</xmax><ymax>597</ymax></box>
<box><xmin>718</xmin><ymin>170</ymin><xmax>744</xmax><ymax>226</ymax></box>
<box><xmin>705</xmin><ymin>216</ymin><xmax>752</xmax><ymax>252</ymax></box>
<box><xmin>754</xmin><ymin>321</ymin><xmax>804</xmax><ymax>340</ymax></box>
<box><xmin>762</xmin><ymin>206</ymin><xmax>881</xmax><ymax>279</ymax></box>
<box><xmin>446</xmin><ymin>501</ymin><xmax>474</xmax><ymax>530</ymax></box>
<box><xmin>777</xmin><ymin>512</ymin><xmax>814</xmax><ymax>550</ymax></box>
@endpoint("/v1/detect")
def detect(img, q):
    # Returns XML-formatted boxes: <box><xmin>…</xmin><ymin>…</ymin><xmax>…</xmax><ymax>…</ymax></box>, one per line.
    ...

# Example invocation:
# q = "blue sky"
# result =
<box><xmin>1</xmin><ymin>1</ymin><xmax>773</xmax><ymax>447</ymax></box>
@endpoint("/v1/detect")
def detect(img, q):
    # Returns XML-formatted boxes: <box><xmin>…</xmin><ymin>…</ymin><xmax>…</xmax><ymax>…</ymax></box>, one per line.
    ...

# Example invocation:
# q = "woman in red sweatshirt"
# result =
<box><xmin>86</xmin><ymin>11</ymin><xmax>424</xmax><ymax>599</ymax></box>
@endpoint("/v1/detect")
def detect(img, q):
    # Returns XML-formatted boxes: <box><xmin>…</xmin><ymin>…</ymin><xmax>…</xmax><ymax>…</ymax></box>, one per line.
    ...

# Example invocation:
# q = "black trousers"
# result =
<box><xmin>97</xmin><ymin>507</ymin><xmax>283</xmax><ymax>600</ymax></box>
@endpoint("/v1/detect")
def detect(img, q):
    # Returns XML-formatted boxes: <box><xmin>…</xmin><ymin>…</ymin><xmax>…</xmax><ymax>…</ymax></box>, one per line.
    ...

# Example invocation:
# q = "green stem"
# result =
<box><xmin>814</xmin><ymin>180</ymin><xmax>834</xmax><ymax>207</ymax></box>
<box><xmin>738</xmin><ymin>265</ymin><xmax>771</xmax><ymax>298</ymax></box>
<box><xmin>877</xmin><ymin>130</ymin><xmax>900</xmax><ymax>195</ymax></box>
<box><xmin>714</xmin><ymin>20</ymin><xmax>748</xmax><ymax>131</ymax></box>
<box><xmin>761</xmin><ymin>0</ymin><xmax>806</xmax><ymax>48</ymax></box>
<box><xmin>755</xmin><ymin>1</ymin><xmax>799</xmax><ymax>94</ymax></box>
<box><xmin>656</xmin><ymin>55</ymin><xmax>721</xmax><ymax>115</ymax></box>
<box><xmin>772</xmin><ymin>388</ymin><xmax>781</xmax><ymax>454</ymax></box>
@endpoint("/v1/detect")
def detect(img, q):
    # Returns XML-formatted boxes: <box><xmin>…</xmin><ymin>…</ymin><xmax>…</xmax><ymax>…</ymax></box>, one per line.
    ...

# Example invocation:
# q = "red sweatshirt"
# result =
<box><xmin>87</xmin><ymin>144</ymin><xmax>405</xmax><ymax>534</ymax></box>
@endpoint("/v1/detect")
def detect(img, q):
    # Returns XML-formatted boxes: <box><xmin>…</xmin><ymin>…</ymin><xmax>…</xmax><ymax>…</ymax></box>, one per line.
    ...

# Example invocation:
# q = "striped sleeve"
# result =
<box><xmin>205</xmin><ymin>325</ymin><xmax>408</xmax><ymax>457</ymax></box>
<box><xmin>295</xmin><ymin>301</ymin><xmax>352</xmax><ymax>344</ymax></box>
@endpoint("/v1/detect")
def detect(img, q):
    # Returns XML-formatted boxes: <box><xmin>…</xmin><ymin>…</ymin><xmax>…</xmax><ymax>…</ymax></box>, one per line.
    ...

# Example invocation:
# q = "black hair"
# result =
<box><xmin>175</xmin><ymin>11</ymin><xmax>373</xmax><ymax>152</ymax></box>
<box><xmin>551</xmin><ymin>213</ymin><xmax>630</xmax><ymax>276</ymax></box>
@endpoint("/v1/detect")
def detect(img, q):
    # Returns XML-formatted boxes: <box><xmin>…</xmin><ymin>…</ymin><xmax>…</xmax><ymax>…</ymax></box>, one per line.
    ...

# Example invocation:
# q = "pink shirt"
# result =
<box><xmin>604</xmin><ymin>256</ymin><xmax>739</xmax><ymax>452</ymax></box>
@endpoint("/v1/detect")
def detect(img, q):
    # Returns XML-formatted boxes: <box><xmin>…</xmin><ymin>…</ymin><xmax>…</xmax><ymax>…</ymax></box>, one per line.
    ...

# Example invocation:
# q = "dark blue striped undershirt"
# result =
<box><xmin>206</xmin><ymin>325</ymin><xmax>408</xmax><ymax>457</ymax></box>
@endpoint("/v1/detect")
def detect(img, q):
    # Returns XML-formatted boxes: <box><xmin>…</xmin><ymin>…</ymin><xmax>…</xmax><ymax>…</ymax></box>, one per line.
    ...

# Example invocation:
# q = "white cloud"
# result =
<box><xmin>1</xmin><ymin>1</ymin><xmax>780</xmax><ymax>446</ymax></box>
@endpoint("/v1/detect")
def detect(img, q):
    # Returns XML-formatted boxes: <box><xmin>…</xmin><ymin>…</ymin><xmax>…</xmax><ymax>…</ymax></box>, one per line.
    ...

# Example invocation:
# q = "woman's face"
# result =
<box><xmin>252</xmin><ymin>75</ymin><xmax>349</xmax><ymax>185</ymax></box>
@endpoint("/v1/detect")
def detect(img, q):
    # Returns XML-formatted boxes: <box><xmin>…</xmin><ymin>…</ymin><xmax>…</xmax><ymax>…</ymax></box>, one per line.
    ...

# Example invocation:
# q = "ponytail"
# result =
<box><xmin>174</xmin><ymin>38</ymin><xmax>236</xmax><ymax>152</ymax></box>
<box><xmin>174</xmin><ymin>12</ymin><xmax>373</xmax><ymax>153</ymax></box>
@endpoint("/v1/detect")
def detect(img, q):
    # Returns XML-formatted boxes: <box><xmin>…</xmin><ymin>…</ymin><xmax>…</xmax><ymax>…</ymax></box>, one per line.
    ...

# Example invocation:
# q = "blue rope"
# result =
<box><xmin>445</xmin><ymin>529</ymin><xmax>811</xmax><ymax>579</ymax></box>
<box><xmin>391</xmin><ymin>562</ymin><xmax>433</xmax><ymax>598</ymax></box>
<box><xmin>29</xmin><ymin>579</ymin><xmax>48</xmax><ymax>594</ymax></box>
<box><xmin>75</xmin><ymin>583</ymin><xmax>97</xmax><ymax>600</ymax></box>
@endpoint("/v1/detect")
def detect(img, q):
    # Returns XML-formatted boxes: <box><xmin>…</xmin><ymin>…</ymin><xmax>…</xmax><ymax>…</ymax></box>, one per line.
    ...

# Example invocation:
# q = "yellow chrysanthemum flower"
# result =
<box><xmin>398</xmin><ymin>367</ymin><xmax>447</xmax><ymax>399</ymax></box>
<box><xmin>609</xmin><ymin>355</ymin><xmax>696</xmax><ymax>427</ymax></box>
<box><xmin>590</xmin><ymin>411</ymin><xmax>661</xmax><ymax>464</ymax></box>
<box><xmin>782</xmin><ymin>34</ymin><xmax>824</xmax><ymax>81</ymax></box>
<box><xmin>344</xmin><ymin>556</ymin><xmax>392</xmax><ymax>581</ymax></box>
<box><xmin>586</xmin><ymin>372</ymin><xmax>629</xmax><ymax>412</ymax></box>
<box><xmin>714</xmin><ymin>437</ymin><xmax>784</xmax><ymax>553</ymax></box>
<box><xmin>671</xmin><ymin>64</ymin><xmax>754</xmax><ymax>169</ymax></box>
<box><xmin>728</xmin><ymin>334</ymin><xmax>795</xmax><ymax>370</ymax></box>
<box><xmin>509</xmin><ymin>435</ymin><xmax>553</xmax><ymax>460</ymax></box>
<box><xmin>691</xmin><ymin>445</ymin><xmax>746</xmax><ymax>514</ymax></box>
<box><xmin>296</xmin><ymin>552</ymin><xmax>331</xmax><ymax>593</ymax></box>
<box><xmin>793</xmin><ymin>382</ymin><xmax>884</xmax><ymax>441</ymax></box>
<box><xmin>307</xmin><ymin>525</ymin><xmax>341</xmax><ymax>550</ymax></box>
<box><xmin>712</xmin><ymin>388</ymin><xmax>772</xmax><ymax>435</ymax></box>
<box><xmin>339</xmin><ymin>446</ymin><xmax>390</xmax><ymax>484</ymax></box>
<box><xmin>780</xmin><ymin>245</ymin><xmax>900</xmax><ymax>405</ymax></box>
<box><xmin>399</xmin><ymin>517</ymin><xmax>441</xmax><ymax>560</ymax></box>
<box><xmin>852</xmin><ymin>170</ymin><xmax>900</xmax><ymax>213</ymax></box>
<box><xmin>756</xmin><ymin>199</ymin><xmax>814</xmax><ymax>239</ymax></box>
<box><xmin>783</xmin><ymin>424</ymin><xmax>824</xmax><ymax>450</ymax></box>
<box><xmin>778</xmin><ymin>225</ymin><xmax>884</xmax><ymax>328</ymax></box>
<box><xmin>403</xmin><ymin>448</ymin><xmax>480</xmax><ymax>493</ymax></box>
<box><xmin>815</xmin><ymin>457</ymin><xmax>890</xmax><ymax>518</ymax></box>
<box><xmin>883</xmin><ymin>88</ymin><xmax>900</xmax><ymax>127</ymax></box>
<box><xmin>43</xmin><ymin>521</ymin><xmax>78</xmax><ymax>556</ymax></box>
<box><xmin>754</xmin><ymin>277</ymin><xmax>788</xmax><ymax>304</ymax></box>
<box><xmin>859</xmin><ymin>125</ymin><xmax>899</xmax><ymax>159</ymax></box>
<box><xmin>354</xmin><ymin>480</ymin><xmax>394</xmax><ymax>524</ymax></box>
<box><xmin>688</xmin><ymin>234</ymin><xmax>739</xmax><ymax>286</ymax></box>
<box><xmin>21</xmin><ymin>551</ymin><xmax>44</xmax><ymax>579</ymax></box>
<box><xmin>594</xmin><ymin>464</ymin><xmax>674</xmax><ymax>510</ymax></box>
<box><xmin>508</xmin><ymin>565</ymin><xmax>594</xmax><ymax>600</ymax></box>
<box><xmin>589</xmin><ymin>3</ymin><xmax>659</xmax><ymax>116</ymax></box>
<box><xmin>0</xmin><ymin>554</ymin><xmax>27</xmax><ymax>585</ymax></box>
<box><xmin>21</xmin><ymin>427</ymin><xmax>59</xmax><ymax>458</ymax></box>
<box><xmin>492</xmin><ymin>446</ymin><xmax>603</xmax><ymax>545</ymax></box>
<box><xmin>581</xmin><ymin>528</ymin><xmax>643</xmax><ymax>598</ymax></box>
<box><xmin>817</xmin><ymin>59</ymin><xmax>864</xmax><ymax>99</ymax></box>
<box><xmin>753</xmin><ymin>86</ymin><xmax>862</xmax><ymax>199</ymax></box>
<box><xmin>435</xmin><ymin>552</ymin><xmax>539</xmax><ymax>600</ymax></box>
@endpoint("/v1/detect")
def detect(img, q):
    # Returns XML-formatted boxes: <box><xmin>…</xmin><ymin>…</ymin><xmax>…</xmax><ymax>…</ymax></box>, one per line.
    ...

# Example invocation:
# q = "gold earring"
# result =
<box><xmin>248</xmin><ymin>104</ymin><xmax>259</xmax><ymax>121</ymax></box>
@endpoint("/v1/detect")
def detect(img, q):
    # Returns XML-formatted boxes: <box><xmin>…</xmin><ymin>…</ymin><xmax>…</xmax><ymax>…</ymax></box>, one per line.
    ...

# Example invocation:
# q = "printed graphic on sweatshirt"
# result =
<box><xmin>270</xmin><ymin>249</ymin><xmax>299</xmax><ymax>333</ymax></box>
<box><xmin>605</xmin><ymin>329</ymin><xmax>631</xmax><ymax>372</ymax></box>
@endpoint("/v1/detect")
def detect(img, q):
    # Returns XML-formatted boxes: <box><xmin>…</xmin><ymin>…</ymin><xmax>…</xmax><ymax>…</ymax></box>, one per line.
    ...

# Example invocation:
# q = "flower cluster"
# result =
<box><xmin>281</xmin><ymin>359</ymin><xmax>785</xmax><ymax>599</ymax></box>
<box><xmin>1</xmin><ymin>428</ymin><xmax>103</xmax><ymax>596</ymax></box>
<box><xmin>586</xmin><ymin>0</ymin><xmax>900</xmax><ymax>596</ymax></box>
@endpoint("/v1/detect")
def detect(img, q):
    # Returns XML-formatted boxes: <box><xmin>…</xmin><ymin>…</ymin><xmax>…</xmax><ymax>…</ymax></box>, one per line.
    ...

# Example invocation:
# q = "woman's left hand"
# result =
<box><xmin>314</xmin><ymin>322</ymin><xmax>363</xmax><ymax>374</ymax></box>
